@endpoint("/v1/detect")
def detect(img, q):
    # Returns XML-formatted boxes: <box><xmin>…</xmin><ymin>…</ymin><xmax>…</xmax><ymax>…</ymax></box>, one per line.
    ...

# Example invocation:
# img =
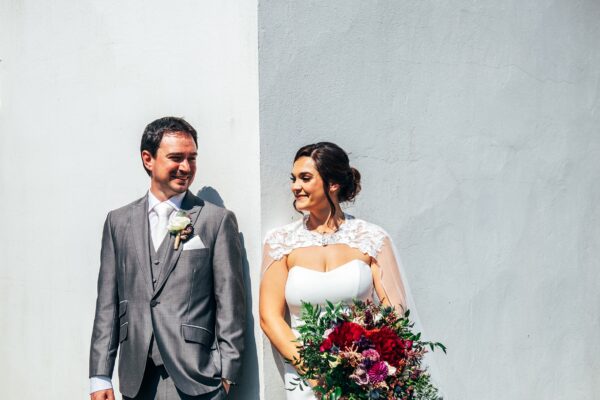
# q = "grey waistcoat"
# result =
<box><xmin>148</xmin><ymin>229</ymin><xmax>171</xmax><ymax>366</ymax></box>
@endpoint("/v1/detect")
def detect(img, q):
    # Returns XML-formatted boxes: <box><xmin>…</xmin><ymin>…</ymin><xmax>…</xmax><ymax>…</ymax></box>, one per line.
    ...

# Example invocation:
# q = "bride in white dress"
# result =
<box><xmin>259</xmin><ymin>142</ymin><xmax>411</xmax><ymax>400</ymax></box>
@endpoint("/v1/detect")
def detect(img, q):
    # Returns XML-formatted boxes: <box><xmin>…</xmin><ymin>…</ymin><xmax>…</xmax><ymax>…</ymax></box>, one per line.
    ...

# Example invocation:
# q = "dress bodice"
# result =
<box><xmin>285</xmin><ymin>260</ymin><xmax>374</xmax><ymax>330</ymax></box>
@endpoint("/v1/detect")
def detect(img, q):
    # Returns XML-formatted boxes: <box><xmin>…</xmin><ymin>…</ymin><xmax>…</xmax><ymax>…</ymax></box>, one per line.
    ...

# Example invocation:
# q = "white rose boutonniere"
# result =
<box><xmin>168</xmin><ymin>211</ymin><xmax>193</xmax><ymax>250</ymax></box>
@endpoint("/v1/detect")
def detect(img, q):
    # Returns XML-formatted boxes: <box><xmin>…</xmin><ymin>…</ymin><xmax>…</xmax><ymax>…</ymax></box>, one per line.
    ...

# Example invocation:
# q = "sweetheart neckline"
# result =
<box><xmin>288</xmin><ymin>259</ymin><xmax>371</xmax><ymax>274</ymax></box>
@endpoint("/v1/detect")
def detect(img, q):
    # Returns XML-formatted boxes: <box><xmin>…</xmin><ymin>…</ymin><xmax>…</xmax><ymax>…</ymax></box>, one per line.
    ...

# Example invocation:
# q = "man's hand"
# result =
<box><xmin>222</xmin><ymin>379</ymin><xmax>231</xmax><ymax>394</ymax></box>
<box><xmin>90</xmin><ymin>389</ymin><xmax>115</xmax><ymax>400</ymax></box>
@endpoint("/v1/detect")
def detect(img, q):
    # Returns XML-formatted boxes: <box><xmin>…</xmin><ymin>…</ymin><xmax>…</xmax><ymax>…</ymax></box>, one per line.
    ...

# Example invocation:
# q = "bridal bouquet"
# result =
<box><xmin>291</xmin><ymin>300</ymin><xmax>446</xmax><ymax>400</ymax></box>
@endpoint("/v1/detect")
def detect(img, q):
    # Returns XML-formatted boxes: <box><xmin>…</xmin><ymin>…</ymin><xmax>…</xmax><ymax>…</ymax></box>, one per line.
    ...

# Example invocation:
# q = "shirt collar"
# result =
<box><xmin>147</xmin><ymin>190</ymin><xmax>186</xmax><ymax>213</ymax></box>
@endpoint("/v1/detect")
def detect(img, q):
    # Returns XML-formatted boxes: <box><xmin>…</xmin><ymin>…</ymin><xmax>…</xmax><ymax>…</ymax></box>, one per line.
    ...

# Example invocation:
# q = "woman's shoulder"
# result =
<box><xmin>263</xmin><ymin>219</ymin><xmax>303</xmax><ymax>243</ymax></box>
<box><xmin>342</xmin><ymin>216</ymin><xmax>390</xmax><ymax>256</ymax></box>
<box><xmin>262</xmin><ymin>219</ymin><xmax>305</xmax><ymax>261</ymax></box>
<box><xmin>344</xmin><ymin>215</ymin><xmax>389</xmax><ymax>237</ymax></box>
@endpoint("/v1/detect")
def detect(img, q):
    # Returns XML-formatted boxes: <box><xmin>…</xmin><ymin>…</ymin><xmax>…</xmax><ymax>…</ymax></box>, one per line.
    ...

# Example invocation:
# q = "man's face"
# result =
<box><xmin>142</xmin><ymin>132</ymin><xmax>197</xmax><ymax>199</ymax></box>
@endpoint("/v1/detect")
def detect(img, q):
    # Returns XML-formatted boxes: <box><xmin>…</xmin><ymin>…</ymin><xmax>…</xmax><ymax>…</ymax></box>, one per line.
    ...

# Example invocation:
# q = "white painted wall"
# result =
<box><xmin>0</xmin><ymin>1</ymin><xmax>260</xmax><ymax>398</ymax></box>
<box><xmin>258</xmin><ymin>1</ymin><xmax>600</xmax><ymax>399</ymax></box>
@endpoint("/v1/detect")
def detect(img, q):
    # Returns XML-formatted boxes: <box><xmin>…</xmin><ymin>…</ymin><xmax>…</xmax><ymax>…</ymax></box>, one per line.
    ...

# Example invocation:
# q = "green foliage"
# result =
<box><xmin>291</xmin><ymin>300</ymin><xmax>446</xmax><ymax>400</ymax></box>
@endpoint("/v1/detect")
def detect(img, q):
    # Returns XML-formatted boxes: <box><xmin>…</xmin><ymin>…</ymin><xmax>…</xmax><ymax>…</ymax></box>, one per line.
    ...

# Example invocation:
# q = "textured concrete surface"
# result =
<box><xmin>258</xmin><ymin>1</ymin><xmax>600</xmax><ymax>399</ymax></box>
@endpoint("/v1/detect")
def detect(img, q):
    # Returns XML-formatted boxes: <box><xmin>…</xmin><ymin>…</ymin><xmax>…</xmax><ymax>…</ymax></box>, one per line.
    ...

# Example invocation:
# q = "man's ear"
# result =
<box><xmin>141</xmin><ymin>150</ymin><xmax>154</xmax><ymax>173</ymax></box>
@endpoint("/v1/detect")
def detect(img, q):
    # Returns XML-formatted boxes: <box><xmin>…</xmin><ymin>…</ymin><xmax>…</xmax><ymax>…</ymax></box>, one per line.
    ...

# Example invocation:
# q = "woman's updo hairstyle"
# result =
<box><xmin>294</xmin><ymin>142</ymin><xmax>361</xmax><ymax>215</ymax></box>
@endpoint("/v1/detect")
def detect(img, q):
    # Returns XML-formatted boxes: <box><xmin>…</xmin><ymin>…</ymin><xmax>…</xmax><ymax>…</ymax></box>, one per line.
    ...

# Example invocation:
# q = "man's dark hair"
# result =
<box><xmin>140</xmin><ymin>116</ymin><xmax>198</xmax><ymax>176</ymax></box>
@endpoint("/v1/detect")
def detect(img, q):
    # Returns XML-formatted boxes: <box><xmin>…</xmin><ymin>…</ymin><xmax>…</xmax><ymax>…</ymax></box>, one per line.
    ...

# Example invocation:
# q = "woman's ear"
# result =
<box><xmin>329</xmin><ymin>183</ymin><xmax>340</xmax><ymax>193</ymax></box>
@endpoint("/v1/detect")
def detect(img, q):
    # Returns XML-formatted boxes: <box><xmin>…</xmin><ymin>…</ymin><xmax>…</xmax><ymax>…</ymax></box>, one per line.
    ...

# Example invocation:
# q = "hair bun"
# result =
<box><xmin>342</xmin><ymin>167</ymin><xmax>361</xmax><ymax>202</ymax></box>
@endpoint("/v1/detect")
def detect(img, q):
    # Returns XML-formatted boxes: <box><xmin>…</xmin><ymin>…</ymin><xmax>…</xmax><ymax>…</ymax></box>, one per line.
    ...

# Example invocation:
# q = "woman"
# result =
<box><xmin>259</xmin><ymin>142</ymin><xmax>410</xmax><ymax>399</ymax></box>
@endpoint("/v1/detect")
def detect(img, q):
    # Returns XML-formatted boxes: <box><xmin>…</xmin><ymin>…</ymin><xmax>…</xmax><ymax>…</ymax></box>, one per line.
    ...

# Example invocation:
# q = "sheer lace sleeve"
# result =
<box><xmin>262</xmin><ymin>219</ymin><xmax>314</xmax><ymax>274</ymax></box>
<box><xmin>371</xmin><ymin>230</ymin><xmax>424</xmax><ymax>339</ymax></box>
<box><xmin>373</xmin><ymin>235</ymin><xmax>408</xmax><ymax>312</ymax></box>
<box><xmin>372</xmin><ymin>232</ymin><xmax>445</xmax><ymax>396</ymax></box>
<box><xmin>261</xmin><ymin>223</ymin><xmax>294</xmax><ymax>274</ymax></box>
<box><xmin>261</xmin><ymin>242</ymin><xmax>279</xmax><ymax>275</ymax></box>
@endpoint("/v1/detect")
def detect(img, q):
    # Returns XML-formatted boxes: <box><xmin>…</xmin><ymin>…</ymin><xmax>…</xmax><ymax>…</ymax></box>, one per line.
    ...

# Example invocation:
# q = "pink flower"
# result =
<box><xmin>361</xmin><ymin>349</ymin><xmax>380</xmax><ymax>363</ymax></box>
<box><xmin>367</xmin><ymin>361</ymin><xmax>389</xmax><ymax>383</ymax></box>
<box><xmin>350</xmin><ymin>364</ymin><xmax>369</xmax><ymax>386</ymax></box>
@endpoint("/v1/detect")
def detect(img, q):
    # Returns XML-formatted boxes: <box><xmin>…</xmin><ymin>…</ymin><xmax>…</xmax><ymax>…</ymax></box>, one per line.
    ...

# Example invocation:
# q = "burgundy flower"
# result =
<box><xmin>319</xmin><ymin>337</ymin><xmax>333</xmax><ymax>352</ymax></box>
<box><xmin>324</xmin><ymin>322</ymin><xmax>365</xmax><ymax>351</ymax></box>
<box><xmin>365</xmin><ymin>327</ymin><xmax>406</xmax><ymax>367</ymax></box>
<box><xmin>364</xmin><ymin>309</ymin><xmax>373</xmax><ymax>327</ymax></box>
<box><xmin>367</xmin><ymin>361</ymin><xmax>389</xmax><ymax>383</ymax></box>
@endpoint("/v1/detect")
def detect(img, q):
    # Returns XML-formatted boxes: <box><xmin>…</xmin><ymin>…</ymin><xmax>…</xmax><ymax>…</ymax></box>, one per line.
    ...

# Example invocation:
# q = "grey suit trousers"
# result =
<box><xmin>124</xmin><ymin>360</ymin><xmax>227</xmax><ymax>400</ymax></box>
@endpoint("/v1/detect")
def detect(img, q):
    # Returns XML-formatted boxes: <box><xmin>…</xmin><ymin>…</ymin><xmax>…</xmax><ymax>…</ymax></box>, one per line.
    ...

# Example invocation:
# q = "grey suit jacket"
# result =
<box><xmin>89</xmin><ymin>191</ymin><xmax>245</xmax><ymax>398</ymax></box>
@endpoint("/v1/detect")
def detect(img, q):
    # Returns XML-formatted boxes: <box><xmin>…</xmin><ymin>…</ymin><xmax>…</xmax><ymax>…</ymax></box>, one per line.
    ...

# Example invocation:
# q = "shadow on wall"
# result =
<box><xmin>197</xmin><ymin>186</ymin><xmax>226</xmax><ymax>208</ymax></box>
<box><xmin>197</xmin><ymin>187</ymin><xmax>260</xmax><ymax>400</ymax></box>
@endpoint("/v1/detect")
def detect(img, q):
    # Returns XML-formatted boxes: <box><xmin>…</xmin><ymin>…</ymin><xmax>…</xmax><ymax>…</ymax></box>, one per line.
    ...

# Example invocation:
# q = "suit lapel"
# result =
<box><xmin>131</xmin><ymin>195</ymin><xmax>153</xmax><ymax>295</ymax></box>
<box><xmin>152</xmin><ymin>191</ymin><xmax>204</xmax><ymax>297</ymax></box>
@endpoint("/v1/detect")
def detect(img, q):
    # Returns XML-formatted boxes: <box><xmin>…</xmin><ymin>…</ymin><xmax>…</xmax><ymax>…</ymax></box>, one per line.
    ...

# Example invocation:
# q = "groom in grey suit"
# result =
<box><xmin>89</xmin><ymin>117</ymin><xmax>245</xmax><ymax>400</ymax></box>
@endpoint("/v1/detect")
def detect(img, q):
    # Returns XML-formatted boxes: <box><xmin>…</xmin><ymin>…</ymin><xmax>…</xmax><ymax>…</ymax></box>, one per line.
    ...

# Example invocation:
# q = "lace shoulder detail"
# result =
<box><xmin>263</xmin><ymin>216</ymin><xmax>388</xmax><ymax>260</ymax></box>
<box><xmin>342</xmin><ymin>218</ymin><xmax>388</xmax><ymax>257</ymax></box>
<box><xmin>263</xmin><ymin>220</ymin><xmax>305</xmax><ymax>261</ymax></box>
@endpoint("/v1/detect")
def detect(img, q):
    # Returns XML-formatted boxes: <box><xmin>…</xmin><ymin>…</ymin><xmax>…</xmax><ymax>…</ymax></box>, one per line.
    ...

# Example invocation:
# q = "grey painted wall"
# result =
<box><xmin>258</xmin><ymin>1</ymin><xmax>600</xmax><ymax>399</ymax></box>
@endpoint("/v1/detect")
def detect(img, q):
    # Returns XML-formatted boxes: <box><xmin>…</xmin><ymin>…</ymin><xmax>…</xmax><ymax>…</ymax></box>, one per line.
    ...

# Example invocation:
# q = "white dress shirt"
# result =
<box><xmin>90</xmin><ymin>191</ymin><xmax>185</xmax><ymax>394</ymax></box>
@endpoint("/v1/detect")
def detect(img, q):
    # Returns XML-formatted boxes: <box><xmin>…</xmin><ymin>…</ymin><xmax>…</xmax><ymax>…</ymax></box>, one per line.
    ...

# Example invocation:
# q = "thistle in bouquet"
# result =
<box><xmin>290</xmin><ymin>300</ymin><xmax>446</xmax><ymax>400</ymax></box>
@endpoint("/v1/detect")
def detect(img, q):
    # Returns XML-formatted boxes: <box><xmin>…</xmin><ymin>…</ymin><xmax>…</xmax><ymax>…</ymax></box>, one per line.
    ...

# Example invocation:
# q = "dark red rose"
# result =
<box><xmin>319</xmin><ymin>337</ymin><xmax>333</xmax><ymax>352</ymax></box>
<box><xmin>365</xmin><ymin>327</ymin><xmax>406</xmax><ymax>367</ymax></box>
<box><xmin>325</xmin><ymin>322</ymin><xmax>365</xmax><ymax>351</ymax></box>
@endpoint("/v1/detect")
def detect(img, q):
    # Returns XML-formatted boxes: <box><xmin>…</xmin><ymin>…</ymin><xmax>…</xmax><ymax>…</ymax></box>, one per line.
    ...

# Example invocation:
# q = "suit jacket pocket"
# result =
<box><xmin>118</xmin><ymin>300</ymin><xmax>128</xmax><ymax>317</ymax></box>
<box><xmin>179</xmin><ymin>248</ymin><xmax>210</xmax><ymax>262</ymax></box>
<box><xmin>182</xmin><ymin>324</ymin><xmax>214</xmax><ymax>348</ymax></box>
<box><xmin>119</xmin><ymin>322</ymin><xmax>128</xmax><ymax>342</ymax></box>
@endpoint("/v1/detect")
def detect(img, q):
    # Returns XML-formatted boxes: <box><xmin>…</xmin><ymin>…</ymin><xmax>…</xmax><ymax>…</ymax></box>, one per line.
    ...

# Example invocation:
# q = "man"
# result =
<box><xmin>89</xmin><ymin>117</ymin><xmax>245</xmax><ymax>400</ymax></box>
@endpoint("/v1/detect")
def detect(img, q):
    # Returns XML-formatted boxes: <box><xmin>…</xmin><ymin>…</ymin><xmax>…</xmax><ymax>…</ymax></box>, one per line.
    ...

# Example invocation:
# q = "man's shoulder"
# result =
<box><xmin>200</xmin><ymin>200</ymin><xmax>227</xmax><ymax>214</ymax></box>
<box><xmin>197</xmin><ymin>199</ymin><xmax>235</xmax><ymax>223</ymax></box>
<box><xmin>188</xmin><ymin>195</ymin><xmax>240</xmax><ymax>235</ymax></box>
<box><xmin>105</xmin><ymin>195</ymin><xmax>146</xmax><ymax>222</ymax></box>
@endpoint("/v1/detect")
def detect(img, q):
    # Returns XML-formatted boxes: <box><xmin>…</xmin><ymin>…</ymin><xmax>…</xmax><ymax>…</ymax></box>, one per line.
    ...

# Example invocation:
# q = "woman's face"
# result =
<box><xmin>291</xmin><ymin>156</ymin><xmax>335</xmax><ymax>212</ymax></box>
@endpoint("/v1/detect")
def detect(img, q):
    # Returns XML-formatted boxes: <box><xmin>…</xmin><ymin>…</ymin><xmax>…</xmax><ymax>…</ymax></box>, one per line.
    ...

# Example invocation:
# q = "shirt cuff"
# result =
<box><xmin>90</xmin><ymin>376</ymin><xmax>113</xmax><ymax>394</ymax></box>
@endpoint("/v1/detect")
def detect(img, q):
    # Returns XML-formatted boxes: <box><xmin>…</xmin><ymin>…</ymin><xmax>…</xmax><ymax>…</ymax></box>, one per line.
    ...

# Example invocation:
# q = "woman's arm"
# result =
<box><xmin>259</xmin><ymin>257</ymin><xmax>301</xmax><ymax>365</ymax></box>
<box><xmin>371</xmin><ymin>256</ymin><xmax>407</xmax><ymax>313</ymax></box>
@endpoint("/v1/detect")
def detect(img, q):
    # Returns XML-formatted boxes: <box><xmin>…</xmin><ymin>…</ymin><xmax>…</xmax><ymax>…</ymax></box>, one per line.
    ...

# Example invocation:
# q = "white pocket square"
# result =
<box><xmin>182</xmin><ymin>235</ymin><xmax>206</xmax><ymax>251</ymax></box>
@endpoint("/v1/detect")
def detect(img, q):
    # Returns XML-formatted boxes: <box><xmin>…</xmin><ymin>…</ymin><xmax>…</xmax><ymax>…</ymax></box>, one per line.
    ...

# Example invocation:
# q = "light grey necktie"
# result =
<box><xmin>152</xmin><ymin>202</ymin><xmax>173</xmax><ymax>251</ymax></box>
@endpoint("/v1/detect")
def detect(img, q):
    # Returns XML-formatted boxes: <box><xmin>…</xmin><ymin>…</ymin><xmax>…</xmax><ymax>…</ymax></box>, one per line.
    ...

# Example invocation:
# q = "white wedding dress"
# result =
<box><xmin>262</xmin><ymin>215</ymin><xmax>412</xmax><ymax>400</ymax></box>
<box><xmin>284</xmin><ymin>260</ymin><xmax>374</xmax><ymax>399</ymax></box>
